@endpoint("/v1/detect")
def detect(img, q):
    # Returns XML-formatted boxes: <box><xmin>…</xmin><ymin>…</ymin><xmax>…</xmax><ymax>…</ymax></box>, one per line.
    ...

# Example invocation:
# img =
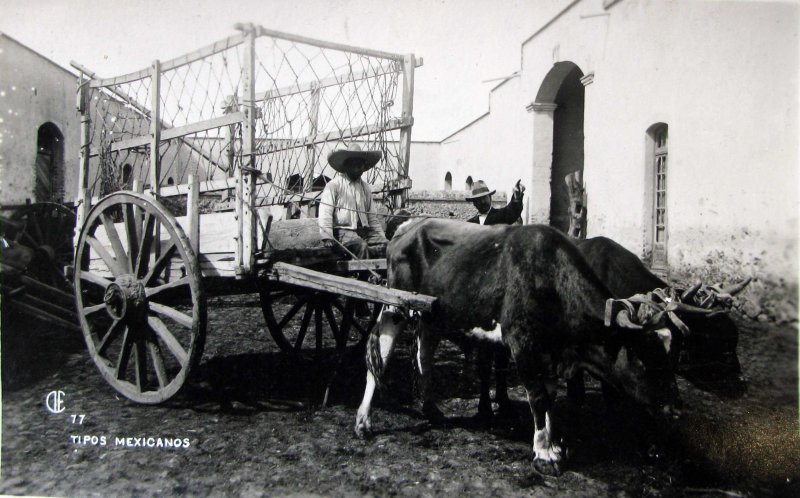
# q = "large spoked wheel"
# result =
<box><xmin>74</xmin><ymin>192</ymin><xmax>206</xmax><ymax>404</ymax></box>
<box><xmin>259</xmin><ymin>283</ymin><xmax>378</xmax><ymax>357</ymax></box>
<box><xmin>7</xmin><ymin>202</ymin><xmax>76</xmax><ymax>290</ymax></box>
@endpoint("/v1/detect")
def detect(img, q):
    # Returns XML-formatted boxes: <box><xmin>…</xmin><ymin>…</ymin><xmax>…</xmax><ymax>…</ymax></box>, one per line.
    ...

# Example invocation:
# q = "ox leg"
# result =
<box><xmin>476</xmin><ymin>345</ymin><xmax>494</xmax><ymax>424</ymax></box>
<box><xmin>506</xmin><ymin>335</ymin><xmax>562</xmax><ymax>476</ymax></box>
<box><xmin>355</xmin><ymin>307</ymin><xmax>406</xmax><ymax>437</ymax></box>
<box><xmin>566</xmin><ymin>372</ymin><xmax>586</xmax><ymax>407</ymax></box>
<box><xmin>494</xmin><ymin>346</ymin><xmax>513</xmax><ymax>414</ymax></box>
<box><xmin>417</xmin><ymin>322</ymin><xmax>444</xmax><ymax>422</ymax></box>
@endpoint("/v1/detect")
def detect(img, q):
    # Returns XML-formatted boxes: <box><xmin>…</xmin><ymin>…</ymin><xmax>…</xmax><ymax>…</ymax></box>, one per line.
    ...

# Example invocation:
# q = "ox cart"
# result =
<box><xmin>69</xmin><ymin>24</ymin><xmax>434</xmax><ymax>404</ymax></box>
<box><xmin>0</xmin><ymin>202</ymin><xmax>78</xmax><ymax>331</ymax></box>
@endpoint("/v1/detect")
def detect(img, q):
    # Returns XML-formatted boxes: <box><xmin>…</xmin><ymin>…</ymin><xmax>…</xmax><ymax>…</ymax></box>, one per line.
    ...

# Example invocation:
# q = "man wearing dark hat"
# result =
<box><xmin>318</xmin><ymin>144</ymin><xmax>388</xmax><ymax>258</ymax></box>
<box><xmin>466</xmin><ymin>179</ymin><xmax>525</xmax><ymax>225</ymax></box>
<box><xmin>465</xmin><ymin>178</ymin><xmax>525</xmax><ymax>421</ymax></box>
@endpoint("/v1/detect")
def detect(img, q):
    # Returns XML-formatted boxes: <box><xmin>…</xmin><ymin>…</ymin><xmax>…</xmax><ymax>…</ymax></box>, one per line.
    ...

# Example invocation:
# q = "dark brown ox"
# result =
<box><xmin>575</xmin><ymin>236</ymin><xmax>749</xmax><ymax>398</ymax></box>
<box><xmin>354</xmin><ymin>219</ymin><xmax>681</xmax><ymax>475</ymax></box>
<box><xmin>474</xmin><ymin>235</ymin><xmax>749</xmax><ymax>421</ymax></box>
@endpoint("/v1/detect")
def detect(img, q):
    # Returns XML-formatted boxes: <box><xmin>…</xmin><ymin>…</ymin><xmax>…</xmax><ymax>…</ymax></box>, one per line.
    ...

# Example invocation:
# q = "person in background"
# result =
<box><xmin>465</xmin><ymin>178</ymin><xmax>526</xmax><ymax>421</ymax></box>
<box><xmin>466</xmin><ymin>179</ymin><xmax>525</xmax><ymax>225</ymax></box>
<box><xmin>318</xmin><ymin>144</ymin><xmax>388</xmax><ymax>258</ymax></box>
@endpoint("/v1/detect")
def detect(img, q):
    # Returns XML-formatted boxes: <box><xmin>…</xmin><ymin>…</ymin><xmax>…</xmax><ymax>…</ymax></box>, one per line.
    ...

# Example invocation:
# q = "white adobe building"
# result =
<box><xmin>409</xmin><ymin>0</ymin><xmax>798</xmax><ymax>316</ymax></box>
<box><xmin>0</xmin><ymin>33</ymin><xmax>81</xmax><ymax>205</ymax></box>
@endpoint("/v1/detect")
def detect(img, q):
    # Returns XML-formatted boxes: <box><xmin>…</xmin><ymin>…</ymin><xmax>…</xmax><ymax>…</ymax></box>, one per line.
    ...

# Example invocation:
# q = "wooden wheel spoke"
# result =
<box><xmin>143</xmin><ymin>242</ymin><xmax>177</xmax><ymax>286</ymax></box>
<box><xmin>123</xmin><ymin>203</ymin><xmax>140</xmax><ymax>272</ymax></box>
<box><xmin>147</xmin><ymin>316</ymin><xmax>189</xmax><ymax>366</ymax></box>
<box><xmin>116</xmin><ymin>327</ymin><xmax>134</xmax><ymax>380</ymax></box>
<box><xmin>314</xmin><ymin>304</ymin><xmax>324</xmax><ymax>352</ymax></box>
<box><xmin>145</xmin><ymin>276</ymin><xmax>190</xmax><ymax>299</ymax></box>
<box><xmin>134</xmin><ymin>339</ymin><xmax>148</xmax><ymax>392</ymax></box>
<box><xmin>149</xmin><ymin>302</ymin><xmax>193</xmax><ymax>329</ymax></box>
<box><xmin>80</xmin><ymin>271</ymin><xmax>112</xmax><ymax>289</ymax></box>
<box><xmin>135</xmin><ymin>213</ymin><xmax>156</xmax><ymax>278</ymax></box>
<box><xmin>30</xmin><ymin>214</ymin><xmax>44</xmax><ymax>245</ymax></box>
<box><xmin>83</xmin><ymin>303</ymin><xmax>106</xmax><ymax>316</ymax></box>
<box><xmin>278</xmin><ymin>297</ymin><xmax>308</xmax><ymax>330</ymax></box>
<box><xmin>322</xmin><ymin>303</ymin><xmax>343</xmax><ymax>344</ymax></box>
<box><xmin>18</xmin><ymin>230</ymin><xmax>38</xmax><ymax>248</ymax></box>
<box><xmin>148</xmin><ymin>340</ymin><xmax>169</xmax><ymax>388</ymax></box>
<box><xmin>294</xmin><ymin>304</ymin><xmax>314</xmax><ymax>351</ymax></box>
<box><xmin>100</xmin><ymin>213</ymin><xmax>130</xmax><ymax>272</ymax></box>
<box><xmin>87</xmin><ymin>235</ymin><xmax>126</xmax><ymax>276</ymax></box>
<box><xmin>98</xmin><ymin>320</ymin><xmax>125</xmax><ymax>357</ymax></box>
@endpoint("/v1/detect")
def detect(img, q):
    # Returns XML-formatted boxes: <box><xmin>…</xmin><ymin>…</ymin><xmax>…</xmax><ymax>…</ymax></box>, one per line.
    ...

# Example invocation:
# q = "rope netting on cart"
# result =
<box><xmin>81</xmin><ymin>26</ymin><xmax>407</xmax><ymax>205</ymax></box>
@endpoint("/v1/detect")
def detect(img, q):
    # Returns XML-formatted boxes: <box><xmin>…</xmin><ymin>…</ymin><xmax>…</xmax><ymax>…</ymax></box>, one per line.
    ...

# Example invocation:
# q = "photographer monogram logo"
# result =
<box><xmin>44</xmin><ymin>390</ymin><xmax>191</xmax><ymax>449</ymax></box>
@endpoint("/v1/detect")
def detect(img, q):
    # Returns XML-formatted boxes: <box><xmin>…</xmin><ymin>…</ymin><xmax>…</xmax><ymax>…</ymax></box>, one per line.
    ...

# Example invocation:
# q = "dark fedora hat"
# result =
<box><xmin>465</xmin><ymin>180</ymin><xmax>496</xmax><ymax>200</ymax></box>
<box><xmin>327</xmin><ymin>144</ymin><xmax>382</xmax><ymax>173</ymax></box>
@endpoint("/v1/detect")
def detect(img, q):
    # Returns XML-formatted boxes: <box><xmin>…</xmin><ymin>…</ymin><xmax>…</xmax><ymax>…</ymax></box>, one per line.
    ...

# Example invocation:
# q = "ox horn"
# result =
<box><xmin>616</xmin><ymin>309</ymin><xmax>643</xmax><ymax>330</ymax></box>
<box><xmin>722</xmin><ymin>277</ymin><xmax>752</xmax><ymax>296</ymax></box>
<box><xmin>680</xmin><ymin>283</ymin><xmax>702</xmax><ymax>303</ymax></box>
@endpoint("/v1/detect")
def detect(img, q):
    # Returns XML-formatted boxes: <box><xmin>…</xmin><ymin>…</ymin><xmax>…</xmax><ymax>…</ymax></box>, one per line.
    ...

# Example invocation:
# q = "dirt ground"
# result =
<box><xmin>1</xmin><ymin>293</ymin><xmax>798</xmax><ymax>497</ymax></box>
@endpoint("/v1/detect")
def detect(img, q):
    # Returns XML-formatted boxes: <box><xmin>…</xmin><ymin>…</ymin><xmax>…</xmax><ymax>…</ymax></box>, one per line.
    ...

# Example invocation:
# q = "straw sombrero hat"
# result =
<box><xmin>465</xmin><ymin>180</ymin><xmax>496</xmax><ymax>200</ymax></box>
<box><xmin>327</xmin><ymin>144</ymin><xmax>382</xmax><ymax>173</ymax></box>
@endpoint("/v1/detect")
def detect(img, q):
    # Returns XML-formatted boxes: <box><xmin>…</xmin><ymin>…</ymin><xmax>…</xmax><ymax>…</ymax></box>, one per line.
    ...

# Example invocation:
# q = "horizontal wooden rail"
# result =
<box><xmin>257</xmin><ymin>117</ymin><xmax>412</xmax><ymax>156</ymax></box>
<box><xmin>268</xmin><ymin>262</ymin><xmax>435</xmax><ymax>311</ymax></box>
<box><xmin>86</xmin><ymin>33</ymin><xmax>247</xmax><ymax>88</ymax></box>
<box><xmin>249</xmin><ymin>24</ymin><xmax>407</xmax><ymax>62</ymax></box>
<box><xmin>333</xmin><ymin>259</ymin><xmax>387</xmax><ymax>272</ymax></box>
<box><xmin>89</xmin><ymin>112</ymin><xmax>244</xmax><ymax>157</ymax></box>
<box><xmin>254</xmin><ymin>61</ymin><xmax>400</xmax><ymax>102</ymax></box>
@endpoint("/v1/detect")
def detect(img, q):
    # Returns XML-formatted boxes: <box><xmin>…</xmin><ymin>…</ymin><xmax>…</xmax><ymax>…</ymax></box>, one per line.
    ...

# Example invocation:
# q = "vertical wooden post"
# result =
<box><xmin>223</xmin><ymin>95</ymin><xmax>237</xmax><ymax>179</ymax></box>
<box><xmin>237</xmin><ymin>27</ymin><xmax>257</xmax><ymax>275</ymax></box>
<box><xmin>187</xmin><ymin>174</ymin><xmax>200</xmax><ymax>256</ymax></box>
<box><xmin>149</xmin><ymin>60</ymin><xmax>162</xmax><ymax>195</ymax></box>
<box><xmin>304</xmin><ymin>86</ymin><xmax>321</xmax><ymax>195</ymax></box>
<box><xmin>397</xmin><ymin>53</ymin><xmax>416</xmax><ymax>209</ymax></box>
<box><xmin>76</xmin><ymin>77</ymin><xmax>91</xmax><ymax>238</ymax></box>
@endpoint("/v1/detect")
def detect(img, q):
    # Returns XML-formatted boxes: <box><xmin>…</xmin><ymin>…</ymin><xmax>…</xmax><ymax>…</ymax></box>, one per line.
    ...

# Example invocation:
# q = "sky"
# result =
<box><xmin>0</xmin><ymin>0</ymin><xmax>567</xmax><ymax>141</ymax></box>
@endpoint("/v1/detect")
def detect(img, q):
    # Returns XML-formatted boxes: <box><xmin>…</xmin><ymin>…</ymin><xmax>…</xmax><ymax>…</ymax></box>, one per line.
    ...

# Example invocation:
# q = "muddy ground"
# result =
<box><xmin>1</xmin><ymin>294</ymin><xmax>798</xmax><ymax>497</ymax></box>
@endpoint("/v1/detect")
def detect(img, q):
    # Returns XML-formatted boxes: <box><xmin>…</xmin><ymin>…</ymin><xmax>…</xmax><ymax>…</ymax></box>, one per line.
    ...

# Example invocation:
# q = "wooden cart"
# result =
<box><xmin>0</xmin><ymin>202</ymin><xmax>79</xmax><ymax>331</ymax></box>
<box><xmin>69</xmin><ymin>24</ymin><xmax>433</xmax><ymax>404</ymax></box>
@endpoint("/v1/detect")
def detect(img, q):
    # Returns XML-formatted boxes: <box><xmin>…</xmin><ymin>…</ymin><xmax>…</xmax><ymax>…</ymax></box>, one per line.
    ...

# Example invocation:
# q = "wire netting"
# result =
<box><xmin>83</xmin><ymin>27</ymin><xmax>409</xmax><ymax>205</ymax></box>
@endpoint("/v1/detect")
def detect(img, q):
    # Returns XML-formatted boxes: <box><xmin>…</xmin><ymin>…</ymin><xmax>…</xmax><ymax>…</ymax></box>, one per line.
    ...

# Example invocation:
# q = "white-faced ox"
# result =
<box><xmin>354</xmin><ymin>219</ymin><xmax>681</xmax><ymax>475</ymax></box>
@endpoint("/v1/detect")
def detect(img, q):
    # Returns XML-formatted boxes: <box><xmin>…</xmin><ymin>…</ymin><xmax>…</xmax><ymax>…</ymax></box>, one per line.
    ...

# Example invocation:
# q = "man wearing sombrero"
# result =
<box><xmin>466</xmin><ymin>179</ymin><xmax>525</xmax><ymax>225</ymax></box>
<box><xmin>318</xmin><ymin>144</ymin><xmax>388</xmax><ymax>258</ymax></box>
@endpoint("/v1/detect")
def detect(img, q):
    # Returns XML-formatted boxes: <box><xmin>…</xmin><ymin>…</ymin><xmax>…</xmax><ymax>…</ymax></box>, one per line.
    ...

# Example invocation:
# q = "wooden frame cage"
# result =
<box><xmin>72</xmin><ymin>23</ymin><xmax>419</xmax><ymax>277</ymax></box>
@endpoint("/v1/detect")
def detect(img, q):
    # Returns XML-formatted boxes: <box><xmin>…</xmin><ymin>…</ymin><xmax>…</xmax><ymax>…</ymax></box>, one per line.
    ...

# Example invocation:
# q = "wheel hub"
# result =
<box><xmin>104</xmin><ymin>275</ymin><xmax>147</xmax><ymax>321</ymax></box>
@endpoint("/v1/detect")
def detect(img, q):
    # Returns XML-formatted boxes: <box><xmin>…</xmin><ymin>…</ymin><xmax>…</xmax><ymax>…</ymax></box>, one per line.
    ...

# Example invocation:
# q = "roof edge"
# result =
<box><xmin>0</xmin><ymin>32</ymin><xmax>78</xmax><ymax>79</ymax></box>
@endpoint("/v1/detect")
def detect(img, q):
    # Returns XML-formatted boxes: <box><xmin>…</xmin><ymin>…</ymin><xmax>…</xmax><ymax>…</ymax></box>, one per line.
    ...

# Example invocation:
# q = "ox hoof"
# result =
<box><xmin>354</xmin><ymin>424</ymin><xmax>373</xmax><ymax>439</ymax></box>
<box><xmin>533</xmin><ymin>458</ymin><xmax>561</xmax><ymax>477</ymax></box>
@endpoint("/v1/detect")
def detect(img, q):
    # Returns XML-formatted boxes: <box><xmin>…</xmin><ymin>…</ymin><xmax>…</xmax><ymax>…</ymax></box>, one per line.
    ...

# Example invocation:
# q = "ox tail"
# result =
<box><xmin>365</xmin><ymin>326</ymin><xmax>385</xmax><ymax>388</ymax></box>
<box><xmin>364</xmin><ymin>306</ymin><xmax>408</xmax><ymax>389</ymax></box>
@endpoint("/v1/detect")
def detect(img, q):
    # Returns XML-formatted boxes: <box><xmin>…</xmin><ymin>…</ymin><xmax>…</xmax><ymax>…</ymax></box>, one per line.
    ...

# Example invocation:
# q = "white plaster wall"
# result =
<box><xmin>438</xmin><ymin>76</ymin><xmax>533</xmax><ymax>215</ymax></box>
<box><xmin>406</xmin><ymin>141</ymin><xmax>443</xmax><ymax>190</ymax></box>
<box><xmin>0</xmin><ymin>35</ymin><xmax>81</xmax><ymax>204</ymax></box>
<box><xmin>521</xmin><ymin>0</ymin><xmax>798</xmax><ymax>291</ymax></box>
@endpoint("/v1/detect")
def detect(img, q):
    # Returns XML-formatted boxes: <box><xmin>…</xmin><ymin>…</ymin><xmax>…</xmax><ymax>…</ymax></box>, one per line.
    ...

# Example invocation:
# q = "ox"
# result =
<box><xmin>574</xmin><ymin>236</ymin><xmax>749</xmax><ymax>398</ymax></box>
<box><xmin>355</xmin><ymin>219</ymin><xmax>681</xmax><ymax>474</ymax></box>
<box><xmin>473</xmin><ymin>236</ymin><xmax>748</xmax><ymax>419</ymax></box>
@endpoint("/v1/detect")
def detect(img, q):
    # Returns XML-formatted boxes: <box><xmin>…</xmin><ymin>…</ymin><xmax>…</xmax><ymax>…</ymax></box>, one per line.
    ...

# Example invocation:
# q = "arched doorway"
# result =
<box><xmin>531</xmin><ymin>62</ymin><xmax>585</xmax><ymax>233</ymax></box>
<box><xmin>35</xmin><ymin>123</ymin><xmax>65</xmax><ymax>202</ymax></box>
